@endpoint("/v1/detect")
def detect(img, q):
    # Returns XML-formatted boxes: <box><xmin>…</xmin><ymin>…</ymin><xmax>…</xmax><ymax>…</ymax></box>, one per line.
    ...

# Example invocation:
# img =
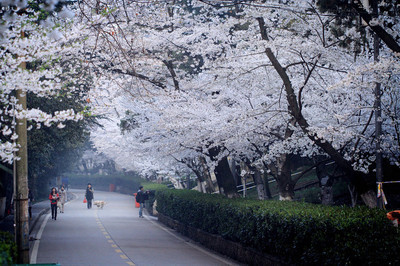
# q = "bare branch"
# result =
<box><xmin>162</xmin><ymin>60</ymin><xmax>180</xmax><ymax>91</ymax></box>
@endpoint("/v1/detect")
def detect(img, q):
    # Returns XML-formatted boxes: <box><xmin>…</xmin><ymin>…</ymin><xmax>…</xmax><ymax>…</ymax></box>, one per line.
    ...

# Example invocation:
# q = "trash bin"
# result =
<box><xmin>109</xmin><ymin>184</ymin><xmax>115</xmax><ymax>192</ymax></box>
<box><xmin>133</xmin><ymin>193</ymin><xmax>140</xmax><ymax>208</ymax></box>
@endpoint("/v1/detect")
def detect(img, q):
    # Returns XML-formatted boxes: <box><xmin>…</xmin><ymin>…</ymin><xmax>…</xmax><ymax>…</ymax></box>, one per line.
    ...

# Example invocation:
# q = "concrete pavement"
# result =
<box><xmin>0</xmin><ymin>192</ymin><xmax>74</xmax><ymax>235</ymax></box>
<box><xmin>30</xmin><ymin>189</ymin><xmax>241</xmax><ymax>266</ymax></box>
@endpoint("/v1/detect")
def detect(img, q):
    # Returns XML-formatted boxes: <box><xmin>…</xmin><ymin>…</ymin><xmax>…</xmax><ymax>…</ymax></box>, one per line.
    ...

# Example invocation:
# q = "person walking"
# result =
<box><xmin>136</xmin><ymin>186</ymin><xmax>148</xmax><ymax>218</ymax></box>
<box><xmin>59</xmin><ymin>185</ymin><xmax>67</xmax><ymax>213</ymax></box>
<box><xmin>28</xmin><ymin>188</ymin><xmax>34</xmax><ymax>219</ymax></box>
<box><xmin>85</xmin><ymin>183</ymin><xmax>94</xmax><ymax>209</ymax></box>
<box><xmin>49</xmin><ymin>187</ymin><xmax>59</xmax><ymax>220</ymax></box>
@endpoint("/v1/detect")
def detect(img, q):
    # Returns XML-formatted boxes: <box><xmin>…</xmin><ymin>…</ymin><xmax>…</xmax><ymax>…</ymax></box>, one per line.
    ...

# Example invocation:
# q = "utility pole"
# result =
<box><xmin>371</xmin><ymin>0</ymin><xmax>383</xmax><ymax>208</ymax></box>
<box><xmin>14</xmin><ymin>42</ymin><xmax>30</xmax><ymax>262</ymax></box>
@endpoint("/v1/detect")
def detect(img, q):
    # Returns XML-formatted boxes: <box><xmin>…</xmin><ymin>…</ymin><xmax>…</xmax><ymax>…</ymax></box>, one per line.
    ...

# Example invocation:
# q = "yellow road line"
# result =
<box><xmin>95</xmin><ymin>207</ymin><xmax>135</xmax><ymax>265</ymax></box>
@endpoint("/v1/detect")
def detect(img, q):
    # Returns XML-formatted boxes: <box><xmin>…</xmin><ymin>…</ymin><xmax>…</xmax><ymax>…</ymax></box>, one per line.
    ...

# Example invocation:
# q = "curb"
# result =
<box><xmin>29</xmin><ymin>207</ymin><xmax>50</xmax><ymax>234</ymax></box>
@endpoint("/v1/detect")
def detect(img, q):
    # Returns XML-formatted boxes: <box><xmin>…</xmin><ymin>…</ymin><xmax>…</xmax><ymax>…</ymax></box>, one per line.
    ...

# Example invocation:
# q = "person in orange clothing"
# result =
<box><xmin>386</xmin><ymin>210</ymin><xmax>400</xmax><ymax>227</ymax></box>
<box><xmin>49</xmin><ymin>187</ymin><xmax>59</xmax><ymax>220</ymax></box>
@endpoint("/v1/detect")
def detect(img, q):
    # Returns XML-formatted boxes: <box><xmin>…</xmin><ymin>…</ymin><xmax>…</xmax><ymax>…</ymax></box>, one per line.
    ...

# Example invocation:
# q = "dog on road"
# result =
<box><xmin>93</xmin><ymin>200</ymin><xmax>106</xmax><ymax>209</ymax></box>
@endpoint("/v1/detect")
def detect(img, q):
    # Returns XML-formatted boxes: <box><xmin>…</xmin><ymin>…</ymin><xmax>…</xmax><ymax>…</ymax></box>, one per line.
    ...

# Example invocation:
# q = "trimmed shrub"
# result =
<box><xmin>156</xmin><ymin>189</ymin><xmax>400</xmax><ymax>265</ymax></box>
<box><xmin>0</xmin><ymin>231</ymin><xmax>16</xmax><ymax>265</ymax></box>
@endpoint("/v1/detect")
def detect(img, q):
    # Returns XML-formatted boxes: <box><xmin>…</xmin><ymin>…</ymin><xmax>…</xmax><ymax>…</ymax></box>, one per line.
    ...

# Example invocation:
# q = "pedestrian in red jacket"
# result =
<box><xmin>49</xmin><ymin>187</ymin><xmax>59</xmax><ymax>220</ymax></box>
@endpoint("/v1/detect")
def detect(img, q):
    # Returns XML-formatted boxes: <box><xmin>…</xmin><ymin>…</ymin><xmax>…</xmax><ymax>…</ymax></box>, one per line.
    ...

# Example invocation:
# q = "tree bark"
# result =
<box><xmin>179</xmin><ymin>157</ymin><xmax>214</xmax><ymax>193</ymax></box>
<box><xmin>315</xmin><ymin>161</ymin><xmax>334</xmax><ymax>205</ymax></box>
<box><xmin>263</xmin><ymin>171</ymin><xmax>273</xmax><ymax>199</ymax></box>
<box><xmin>350</xmin><ymin>2</ymin><xmax>400</xmax><ymax>53</ymax></box>
<box><xmin>265</xmin><ymin>120</ymin><xmax>296</xmax><ymax>201</ymax></box>
<box><xmin>229</xmin><ymin>159</ymin><xmax>241</xmax><ymax>186</ymax></box>
<box><xmin>208</xmin><ymin>147</ymin><xmax>239</xmax><ymax>198</ymax></box>
<box><xmin>250</xmin><ymin>166</ymin><xmax>268</xmax><ymax>200</ymax></box>
<box><xmin>199</xmin><ymin>156</ymin><xmax>216</xmax><ymax>193</ymax></box>
<box><xmin>265</xmin><ymin>48</ymin><xmax>376</xmax><ymax>207</ymax></box>
<box><xmin>275</xmin><ymin>155</ymin><xmax>294</xmax><ymax>201</ymax></box>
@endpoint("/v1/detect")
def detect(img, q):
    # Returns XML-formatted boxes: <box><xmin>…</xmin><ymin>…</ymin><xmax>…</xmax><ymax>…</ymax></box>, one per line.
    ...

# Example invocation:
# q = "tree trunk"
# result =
<box><xmin>277</xmin><ymin>155</ymin><xmax>294</xmax><ymax>201</ymax></box>
<box><xmin>316</xmin><ymin>162</ymin><xmax>334</xmax><ymax>205</ymax></box>
<box><xmin>268</xmin><ymin>153</ymin><xmax>294</xmax><ymax>201</ymax></box>
<box><xmin>348</xmin><ymin>184</ymin><xmax>358</xmax><ymax>207</ymax></box>
<box><xmin>240</xmin><ymin>161</ymin><xmax>249</xmax><ymax>198</ymax></box>
<box><xmin>186</xmin><ymin>177</ymin><xmax>190</xmax><ymax>190</ymax></box>
<box><xmin>263</xmin><ymin>171</ymin><xmax>273</xmax><ymax>199</ymax></box>
<box><xmin>350</xmin><ymin>2</ymin><xmax>400</xmax><ymax>53</ymax></box>
<box><xmin>215</xmin><ymin>157</ymin><xmax>240</xmax><ymax>198</ymax></box>
<box><xmin>198</xmin><ymin>156</ymin><xmax>216</xmax><ymax>193</ymax></box>
<box><xmin>250</xmin><ymin>166</ymin><xmax>267</xmax><ymax>200</ymax></box>
<box><xmin>182</xmin><ymin>157</ymin><xmax>214</xmax><ymax>193</ymax></box>
<box><xmin>265</xmin><ymin>120</ymin><xmax>295</xmax><ymax>201</ymax></box>
<box><xmin>208</xmin><ymin>147</ymin><xmax>239</xmax><ymax>198</ymax></box>
<box><xmin>265</xmin><ymin>48</ymin><xmax>376</xmax><ymax>207</ymax></box>
<box><xmin>229</xmin><ymin>159</ymin><xmax>241</xmax><ymax>186</ymax></box>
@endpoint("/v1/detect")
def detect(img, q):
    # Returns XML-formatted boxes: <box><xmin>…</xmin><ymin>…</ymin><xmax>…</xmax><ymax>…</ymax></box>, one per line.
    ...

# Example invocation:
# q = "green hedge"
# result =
<box><xmin>0</xmin><ymin>232</ymin><xmax>16</xmax><ymax>265</ymax></box>
<box><xmin>155</xmin><ymin>189</ymin><xmax>400</xmax><ymax>265</ymax></box>
<box><xmin>142</xmin><ymin>183</ymin><xmax>168</xmax><ymax>191</ymax></box>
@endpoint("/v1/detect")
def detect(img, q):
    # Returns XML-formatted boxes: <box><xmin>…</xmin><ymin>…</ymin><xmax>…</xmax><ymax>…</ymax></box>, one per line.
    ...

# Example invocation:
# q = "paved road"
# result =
<box><xmin>31</xmin><ymin>189</ymin><xmax>240</xmax><ymax>266</ymax></box>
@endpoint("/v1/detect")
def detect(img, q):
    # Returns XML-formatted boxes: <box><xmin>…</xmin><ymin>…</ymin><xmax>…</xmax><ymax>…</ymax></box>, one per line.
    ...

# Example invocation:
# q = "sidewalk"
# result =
<box><xmin>0</xmin><ymin>200</ymin><xmax>49</xmax><ymax>235</ymax></box>
<box><xmin>0</xmin><ymin>192</ymin><xmax>75</xmax><ymax>235</ymax></box>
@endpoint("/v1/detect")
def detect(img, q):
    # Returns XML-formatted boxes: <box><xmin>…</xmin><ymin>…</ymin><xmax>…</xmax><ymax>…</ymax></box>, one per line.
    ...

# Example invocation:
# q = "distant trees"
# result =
<box><xmin>28</xmin><ymin>92</ymin><xmax>90</xmax><ymax>198</ymax></box>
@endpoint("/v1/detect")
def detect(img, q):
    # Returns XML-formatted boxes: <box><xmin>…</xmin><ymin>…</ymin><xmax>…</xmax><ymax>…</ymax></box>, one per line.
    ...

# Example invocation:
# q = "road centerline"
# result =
<box><xmin>94</xmin><ymin>210</ymin><xmax>136</xmax><ymax>266</ymax></box>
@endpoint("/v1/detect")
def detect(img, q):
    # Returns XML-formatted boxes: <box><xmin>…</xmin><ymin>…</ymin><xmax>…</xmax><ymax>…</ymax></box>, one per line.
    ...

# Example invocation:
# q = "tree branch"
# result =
<box><xmin>264</xmin><ymin>47</ymin><xmax>372</xmax><ymax>196</ymax></box>
<box><xmin>298</xmin><ymin>54</ymin><xmax>321</xmax><ymax>112</ymax></box>
<box><xmin>350</xmin><ymin>2</ymin><xmax>400</xmax><ymax>53</ymax></box>
<box><xmin>110</xmin><ymin>68</ymin><xmax>167</xmax><ymax>90</ymax></box>
<box><xmin>162</xmin><ymin>60</ymin><xmax>180</xmax><ymax>91</ymax></box>
<box><xmin>256</xmin><ymin>17</ymin><xmax>269</xmax><ymax>41</ymax></box>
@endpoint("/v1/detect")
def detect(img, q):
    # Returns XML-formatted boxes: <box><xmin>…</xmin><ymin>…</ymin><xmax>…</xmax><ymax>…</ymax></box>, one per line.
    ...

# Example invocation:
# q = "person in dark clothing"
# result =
<box><xmin>49</xmin><ymin>187</ymin><xmax>59</xmax><ymax>220</ymax></box>
<box><xmin>28</xmin><ymin>188</ymin><xmax>34</xmax><ymax>219</ymax></box>
<box><xmin>85</xmin><ymin>183</ymin><xmax>94</xmax><ymax>209</ymax></box>
<box><xmin>136</xmin><ymin>186</ymin><xmax>149</xmax><ymax>218</ymax></box>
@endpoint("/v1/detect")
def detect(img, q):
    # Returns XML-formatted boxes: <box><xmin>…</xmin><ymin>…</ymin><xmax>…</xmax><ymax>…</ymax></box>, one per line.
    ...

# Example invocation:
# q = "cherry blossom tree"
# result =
<box><xmin>0</xmin><ymin>4</ymin><xmax>84</xmax><ymax>163</ymax></box>
<box><xmin>81</xmin><ymin>0</ymin><xmax>399</xmax><ymax>205</ymax></box>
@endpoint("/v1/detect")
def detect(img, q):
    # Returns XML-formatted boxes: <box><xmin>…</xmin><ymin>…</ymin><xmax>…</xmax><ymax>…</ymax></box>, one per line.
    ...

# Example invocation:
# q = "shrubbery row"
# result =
<box><xmin>155</xmin><ymin>189</ymin><xmax>400</xmax><ymax>265</ymax></box>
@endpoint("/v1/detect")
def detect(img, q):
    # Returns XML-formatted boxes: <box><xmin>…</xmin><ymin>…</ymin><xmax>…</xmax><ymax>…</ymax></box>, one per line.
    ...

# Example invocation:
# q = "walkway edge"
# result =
<box><xmin>30</xmin><ymin>213</ymin><xmax>50</xmax><ymax>264</ymax></box>
<box><xmin>29</xmin><ymin>207</ymin><xmax>49</xmax><ymax>234</ymax></box>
